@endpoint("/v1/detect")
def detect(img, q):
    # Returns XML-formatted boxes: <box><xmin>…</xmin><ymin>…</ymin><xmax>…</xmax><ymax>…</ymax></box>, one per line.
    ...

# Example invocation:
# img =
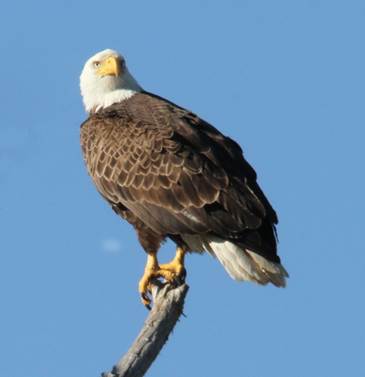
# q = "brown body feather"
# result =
<box><xmin>80</xmin><ymin>91</ymin><xmax>280</xmax><ymax>263</ymax></box>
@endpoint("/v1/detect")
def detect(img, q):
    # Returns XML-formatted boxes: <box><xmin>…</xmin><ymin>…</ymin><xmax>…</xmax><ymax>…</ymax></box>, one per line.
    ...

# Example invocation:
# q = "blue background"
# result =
<box><xmin>1</xmin><ymin>1</ymin><xmax>364</xmax><ymax>376</ymax></box>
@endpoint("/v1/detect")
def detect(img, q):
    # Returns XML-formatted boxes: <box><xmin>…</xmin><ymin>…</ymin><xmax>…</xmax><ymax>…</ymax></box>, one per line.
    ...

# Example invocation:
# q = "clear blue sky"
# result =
<box><xmin>1</xmin><ymin>1</ymin><xmax>364</xmax><ymax>376</ymax></box>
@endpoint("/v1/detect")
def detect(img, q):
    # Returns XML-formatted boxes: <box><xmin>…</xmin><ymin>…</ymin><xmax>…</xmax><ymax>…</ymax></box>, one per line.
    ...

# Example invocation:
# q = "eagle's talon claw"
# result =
<box><xmin>138</xmin><ymin>248</ymin><xmax>186</xmax><ymax>307</ymax></box>
<box><xmin>158</xmin><ymin>248</ymin><xmax>186</xmax><ymax>286</ymax></box>
<box><xmin>141</xmin><ymin>292</ymin><xmax>151</xmax><ymax>309</ymax></box>
<box><xmin>180</xmin><ymin>267</ymin><xmax>187</xmax><ymax>282</ymax></box>
<box><xmin>171</xmin><ymin>269</ymin><xmax>186</xmax><ymax>286</ymax></box>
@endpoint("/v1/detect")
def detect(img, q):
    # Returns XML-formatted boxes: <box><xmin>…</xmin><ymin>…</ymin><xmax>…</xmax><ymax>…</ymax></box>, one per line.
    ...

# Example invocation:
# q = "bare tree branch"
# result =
<box><xmin>102</xmin><ymin>282</ymin><xmax>189</xmax><ymax>377</ymax></box>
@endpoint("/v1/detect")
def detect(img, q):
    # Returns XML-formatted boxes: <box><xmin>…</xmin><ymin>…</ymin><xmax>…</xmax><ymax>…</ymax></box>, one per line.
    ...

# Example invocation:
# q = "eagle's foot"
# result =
<box><xmin>138</xmin><ymin>248</ymin><xmax>186</xmax><ymax>308</ymax></box>
<box><xmin>138</xmin><ymin>272</ymin><xmax>155</xmax><ymax>309</ymax></box>
<box><xmin>158</xmin><ymin>263</ymin><xmax>186</xmax><ymax>284</ymax></box>
<box><xmin>138</xmin><ymin>266</ymin><xmax>183</xmax><ymax>308</ymax></box>
<box><xmin>159</xmin><ymin>247</ymin><xmax>186</xmax><ymax>285</ymax></box>
<box><xmin>138</xmin><ymin>252</ymin><xmax>174</xmax><ymax>308</ymax></box>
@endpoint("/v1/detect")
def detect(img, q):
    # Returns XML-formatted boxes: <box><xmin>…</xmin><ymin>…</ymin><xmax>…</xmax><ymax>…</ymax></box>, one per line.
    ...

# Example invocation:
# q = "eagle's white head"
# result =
<box><xmin>80</xmin><ymin>49</ymin><xmax>142</xmax><ymax>113</ymax></box>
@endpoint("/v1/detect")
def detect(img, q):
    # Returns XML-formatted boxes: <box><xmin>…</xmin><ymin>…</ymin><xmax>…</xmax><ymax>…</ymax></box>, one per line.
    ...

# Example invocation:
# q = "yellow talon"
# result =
<box><xmin>138</xmin><ymin>247</ymin><xmax>186</xmax><ymax>308</ymax></box>
<box><xmin>159</xmin><ymin>247</ymin><xmax>186</xmax><ymax>282</ymax></box>
<box><xmin>138</xmin><ymin>252</ymin><xmax>159</xmax><ymax>308</ymax></box>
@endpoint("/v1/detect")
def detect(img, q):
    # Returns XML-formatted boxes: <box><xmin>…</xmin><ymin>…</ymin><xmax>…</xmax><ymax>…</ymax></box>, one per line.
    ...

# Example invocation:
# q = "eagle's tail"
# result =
<box><xmin>203</xmin><ymin>237</ymin><xmax>289</xmax><ymax>287</ymax></box>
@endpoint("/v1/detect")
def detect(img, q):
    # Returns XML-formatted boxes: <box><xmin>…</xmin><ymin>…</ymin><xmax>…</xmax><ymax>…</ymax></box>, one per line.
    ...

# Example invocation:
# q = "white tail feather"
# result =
<box><xmin>182</xmin><ymin>234</ymin><xmax>288</xmax><ymax>287</ymax></box>
<box><xmin>212</xmin><ymin>240</ymin><xmax>288</xmax><ymax>287</ymax></box>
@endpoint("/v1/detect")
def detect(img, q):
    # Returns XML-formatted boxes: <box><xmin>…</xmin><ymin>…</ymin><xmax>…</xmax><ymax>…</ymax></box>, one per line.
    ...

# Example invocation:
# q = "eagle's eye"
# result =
<box><xmin>93</xmin><ymin>61</ymin><xmax>101</xmax><ymax>68</ymax></box>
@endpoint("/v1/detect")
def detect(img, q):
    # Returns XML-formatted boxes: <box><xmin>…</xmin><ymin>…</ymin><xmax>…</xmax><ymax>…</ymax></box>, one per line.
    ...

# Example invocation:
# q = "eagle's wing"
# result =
<box><xmin>81</xmin><ymin>92</ymin><xmax>279</xmax><ymax>262</ymax></box>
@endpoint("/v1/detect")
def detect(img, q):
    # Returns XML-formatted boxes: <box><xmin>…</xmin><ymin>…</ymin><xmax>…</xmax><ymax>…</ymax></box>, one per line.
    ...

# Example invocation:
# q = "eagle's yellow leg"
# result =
<box><xmin>138</xmin><ymin>247</ymin><xmax>186</xmax><ymax>308</ymax></box>
<box><xmin>159</xmin><ymin>247</ymin><xmax>186</xmax><ymax>282</ymax></box>
<box><xmin>138</xmin><ymin>251</ymin><xmax>175</xmax><ymax>307</ymax></box>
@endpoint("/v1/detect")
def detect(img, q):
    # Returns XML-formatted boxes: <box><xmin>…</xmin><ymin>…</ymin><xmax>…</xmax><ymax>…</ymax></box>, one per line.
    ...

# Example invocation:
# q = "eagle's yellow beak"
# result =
<box><xmin>97</xmin><ymin>56</ymin><xmax>122</xmax><ymax>77</ymax></box>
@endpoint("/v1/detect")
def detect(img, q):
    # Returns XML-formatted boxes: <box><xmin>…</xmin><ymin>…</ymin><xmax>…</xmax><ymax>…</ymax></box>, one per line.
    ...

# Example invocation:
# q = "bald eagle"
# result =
<box><xmin>80</xmin><ymin>49</ymin><xmax>288</xmax><ymax>306</ymax></box>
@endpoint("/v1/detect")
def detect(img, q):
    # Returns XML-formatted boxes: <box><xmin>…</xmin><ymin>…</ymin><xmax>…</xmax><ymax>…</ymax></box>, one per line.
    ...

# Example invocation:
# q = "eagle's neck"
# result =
<box><xmin>91</xmin><ymin>89</ymin><xmax>138</xmax><ymax>113</ymax></box>
<box><xmin>83</xmin><ymin>70</ymin><xmax>142</xmax><ymax>113</ymax></box>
